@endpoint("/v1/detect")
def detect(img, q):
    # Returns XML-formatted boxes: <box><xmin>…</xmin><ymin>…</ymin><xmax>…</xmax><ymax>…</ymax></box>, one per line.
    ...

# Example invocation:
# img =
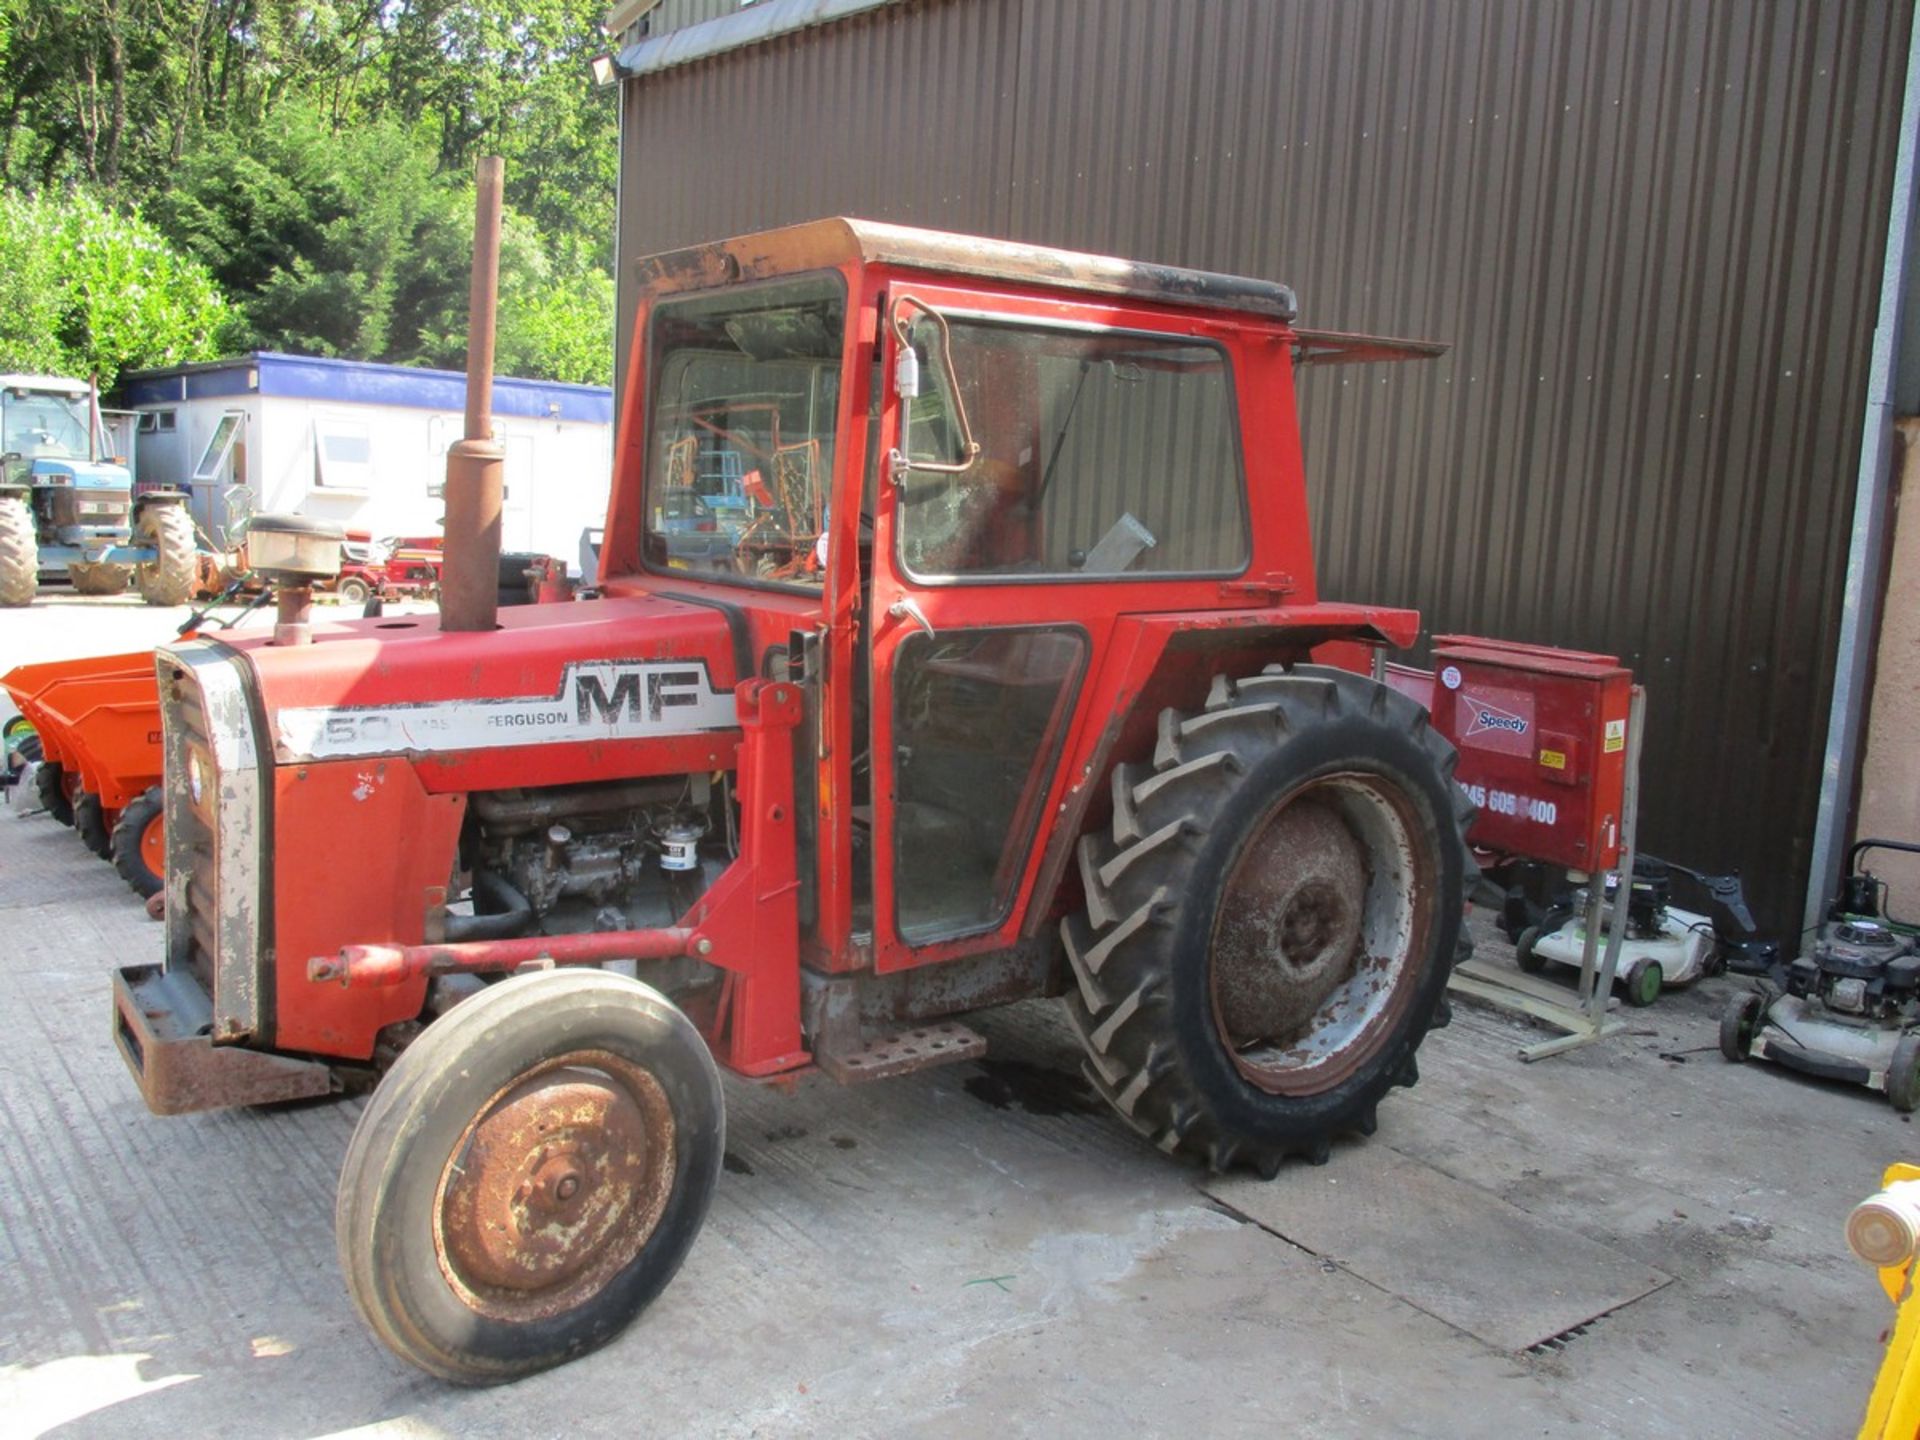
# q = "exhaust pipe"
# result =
<box><xmin>440</xmin><ymin>155</ymin><xmax>507</xmax><ymax>633</ymax></box>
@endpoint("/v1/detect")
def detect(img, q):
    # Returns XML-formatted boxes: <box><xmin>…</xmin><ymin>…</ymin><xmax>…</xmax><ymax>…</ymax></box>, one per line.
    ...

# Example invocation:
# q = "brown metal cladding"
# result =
<box><xmin>618</xmin><ymin>0</ymin><xmax>1913</xmax><ymax>930</ymax></box>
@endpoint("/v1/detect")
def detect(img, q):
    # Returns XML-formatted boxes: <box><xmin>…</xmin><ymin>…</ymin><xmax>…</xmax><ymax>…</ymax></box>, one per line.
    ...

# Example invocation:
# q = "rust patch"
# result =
<box><xmin>433</xmin><ymin>1050</ymin><xmax>676</xmax><ymax>1323</ymax></box>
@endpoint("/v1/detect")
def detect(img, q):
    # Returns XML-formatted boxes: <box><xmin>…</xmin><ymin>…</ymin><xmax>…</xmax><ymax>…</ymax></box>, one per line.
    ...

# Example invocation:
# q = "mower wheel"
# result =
<box><xmin>134</xmin><ymin>503</ymin><xmax>196</xmax><ymax>606</ymax></box>
<box><xmin>110</xmin><ymin>787</ymin><xmax>165</xmax><ymax>898</ymax></box>
<box><xmin>35</xmin><ymin>761</ymin><xmax>74</xmax><ymax>825</ymax></box>
<box><xmin>0</xmin><ymin>493</ymin><xmax>35</xmax><ymax>607</ymax></box>
<box><xmin>1888</xmin><ymin>1034</ymin><xmax>1920</xmax><ymax>1114</ymax></box>
<box><xmin>336</xmin><ymin>576</ymin><xmax>372</xmax><ymax>606</ymax></box>
<box><xmin>1623</xmin><ymin>958</ymin><xmax>1664</xmax><ymax>1008</ymax></box>
<box><xmin>74</xmin><ymin>791</ymin><xmax>112</xmax><ymax>859</ymax></box>
<box><xmin>1514</xmin><ymin>925</ymin><xmax>1548</xmax><ymax>975</ymax></box>
<box><xmin>335</xmin><ymin>969</ymin><xmax>723</xmax><ymax>1384</ymax></box>
<box><xmin>1063</xmin><ymin>664</ymin><xmax>1475</xmax><ymax>1176</ymax></box>
<box><xmin>1719</xmin><ymin>991</ymin><xmax>1764</xmax><ymax>1062</ymax></box>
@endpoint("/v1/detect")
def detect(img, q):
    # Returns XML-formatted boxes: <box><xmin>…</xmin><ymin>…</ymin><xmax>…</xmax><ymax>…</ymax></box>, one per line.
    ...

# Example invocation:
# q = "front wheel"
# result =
<box><xmin>1719</xmin><ymin>991</ymin><xmax>1764</xmax><ymax>1062</ymax></box>
<box><xmin>336</xmin><ymin>576</ymin><xmax>372</xmax><ymax>606</ymax></box>
<box><xmin>74</xmin><ymin>791</ymin><xmax>113</xmax><ymax>859</ymax></box>
<box><xmin>335</xmin><ymin>969</ymin><xmax>724</xmax><ymax>1384</ymax></box>
<box><xmin>1623</xmin><ymin>958</ymin><xmax>1664</xmax><ymax>1008</ymax></box>
<box><xmin>110</xmin><ymin>787</ymin><xmax>165</xmax><ymax>898</ymax></box>
<box><xmin>134</xmin><ymin>503</ymin><xmax>195</xmax><ymax>606</ymax></box>
<box><xmin>1063</xmin><ymin>664</ymin><xmax>1474</xmax><ymax>1175</ymax></box>
<box><xmin>35</xmin><ymin>761</ymin><xmax>75</xmax><ymax>825</ymax></box>
<box><xmin>0</xmin><ymin>494</ymin><xmax>36</xmax><ymax>607</ymax></box>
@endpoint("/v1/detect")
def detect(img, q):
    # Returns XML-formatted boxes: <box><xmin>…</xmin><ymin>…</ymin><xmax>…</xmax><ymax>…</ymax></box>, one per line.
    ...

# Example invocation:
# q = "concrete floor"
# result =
<box><xmin>0</xmin><ymin>596</ymin><xmax>1904</xmax><ymax>1438</ymax></box>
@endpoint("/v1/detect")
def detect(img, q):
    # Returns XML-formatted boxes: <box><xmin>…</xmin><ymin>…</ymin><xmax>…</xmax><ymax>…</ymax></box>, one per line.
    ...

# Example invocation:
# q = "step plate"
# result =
<box><xmin>816</xmin><ymin>1021</ymin><xmax>986</xmax><ymax>1085</ymax></box>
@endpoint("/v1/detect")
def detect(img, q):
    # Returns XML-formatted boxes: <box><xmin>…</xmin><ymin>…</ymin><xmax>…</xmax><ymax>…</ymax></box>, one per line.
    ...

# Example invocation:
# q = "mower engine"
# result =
<box><xmin>1785</xmin><ymin>922</ymin><xmax>1920</xmax><ymax>1024</ymax></box>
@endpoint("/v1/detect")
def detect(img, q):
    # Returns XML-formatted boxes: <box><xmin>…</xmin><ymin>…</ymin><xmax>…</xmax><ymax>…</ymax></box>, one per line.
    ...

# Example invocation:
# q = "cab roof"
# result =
<box><xmin>635</xmin><ymin>217</ymin><xmax>1301</xmax><ymax>323</ymax></box>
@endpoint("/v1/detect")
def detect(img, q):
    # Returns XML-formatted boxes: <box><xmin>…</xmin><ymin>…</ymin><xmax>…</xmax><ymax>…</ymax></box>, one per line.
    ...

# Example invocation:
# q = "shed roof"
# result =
<box><xmin>114</xmin><ymin>352</ymin><xmax>612</xmax><ymax>426</ymax></box>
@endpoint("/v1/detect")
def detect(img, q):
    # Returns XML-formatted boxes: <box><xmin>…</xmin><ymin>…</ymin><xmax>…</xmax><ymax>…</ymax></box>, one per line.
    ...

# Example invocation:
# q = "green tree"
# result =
<box><xmin>0</xmin><ymin>189</ymin><xmax>229</xmax><ymax>384</ymax></box>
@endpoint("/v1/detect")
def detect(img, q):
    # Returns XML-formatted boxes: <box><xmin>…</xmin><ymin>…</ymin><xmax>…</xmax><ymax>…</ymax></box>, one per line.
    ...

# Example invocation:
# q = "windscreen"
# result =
<box><xmin>641</xmin><ymin>276</ymin><xmax>846</xmax><ymax>591</ymax></box>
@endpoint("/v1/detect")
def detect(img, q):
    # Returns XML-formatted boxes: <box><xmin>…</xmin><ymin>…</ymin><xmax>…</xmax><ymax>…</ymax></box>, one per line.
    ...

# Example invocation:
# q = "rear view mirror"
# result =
<box><xmin>886</xmin><ymin>295</ymin><xmax>980</xmax><ymax>483</ymax></box>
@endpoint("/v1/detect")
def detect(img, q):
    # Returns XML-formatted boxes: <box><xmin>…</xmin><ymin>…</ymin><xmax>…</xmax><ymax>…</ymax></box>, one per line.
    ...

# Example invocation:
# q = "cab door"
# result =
<box><xmin>864</xmin><ymin>283</ymin><xmax>1095</xmax><ymax>972</ymax></box>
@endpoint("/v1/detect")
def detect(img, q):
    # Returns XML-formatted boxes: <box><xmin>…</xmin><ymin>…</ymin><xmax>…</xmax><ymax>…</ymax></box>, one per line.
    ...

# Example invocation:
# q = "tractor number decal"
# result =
<box><xmin>274</xmin><ymin>660</ymin><xmax>736</xmax><ymax>762</ymax></box>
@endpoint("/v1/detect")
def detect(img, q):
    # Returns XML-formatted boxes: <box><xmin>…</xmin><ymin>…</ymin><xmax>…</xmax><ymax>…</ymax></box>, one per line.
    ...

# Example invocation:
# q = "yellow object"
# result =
<box><xmin>1539</xmin><ymin>748</ymin><xmax>1567</xmax><ymax>771</ymax></box>
<box><xmin>1857</xmin><ymin>1162</ymin><xmax>1920</xmax><ymax>1439</ymax></box>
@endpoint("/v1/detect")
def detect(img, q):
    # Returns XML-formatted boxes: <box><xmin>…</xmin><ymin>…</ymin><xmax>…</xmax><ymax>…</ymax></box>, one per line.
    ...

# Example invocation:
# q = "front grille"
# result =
<box><xmin>50</xmin><ymin>487</ymin><xmax>129</xmax><ymax>527</ymax></box>
<box><xmin>155</xmin><ymin>642</ymin><xmax>264</xmax><ymax>1040</ymax></box>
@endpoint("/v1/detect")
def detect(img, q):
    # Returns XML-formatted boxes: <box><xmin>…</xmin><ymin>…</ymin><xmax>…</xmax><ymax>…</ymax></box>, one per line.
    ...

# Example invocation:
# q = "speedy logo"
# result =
<box><xmin>1464</xmin><ymin>696</ymin><xmax>1529</xmax><ymax>739</ymax></box>
<box><xmin>275</xmin><ymin>660</ymin><xmax>736</xmax><ymax>762</ymax></box>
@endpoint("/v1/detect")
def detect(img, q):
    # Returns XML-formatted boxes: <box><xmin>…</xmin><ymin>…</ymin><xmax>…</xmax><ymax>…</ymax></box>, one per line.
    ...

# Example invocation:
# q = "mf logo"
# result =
<box><xmin>573</xmin><ymin>667</ymin><xmax>706</xmax><ymax>724</ymax></box>
<box><xmin>1464</xmin><ymin>695</ymin><xmax>1529</xmax><ymax>739</ymax></box>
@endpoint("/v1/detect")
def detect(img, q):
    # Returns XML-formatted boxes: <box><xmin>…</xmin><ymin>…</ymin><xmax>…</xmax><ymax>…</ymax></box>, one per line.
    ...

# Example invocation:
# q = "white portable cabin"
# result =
<box><xmin>115</xmin><ymin>352</ymin><xmax>613</xmax><ymax>564</ymax></box>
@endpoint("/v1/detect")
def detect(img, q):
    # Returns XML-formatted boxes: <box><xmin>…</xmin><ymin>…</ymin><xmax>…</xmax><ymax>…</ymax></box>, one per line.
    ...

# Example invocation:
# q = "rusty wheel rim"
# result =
<box><xmin>139</xmin><ymin>813</ymin><xmax>165</xmax><ymax>876</ymax></box>
<box><xmin>433</xmin><ymin>1049</ymin><xmax>677</xmax><ymax>1322</ymax></box>
<box><xmin>1209</xmin><ymin>773</ymin><xmax>1437</xmax><ymax>1096</ymax></box>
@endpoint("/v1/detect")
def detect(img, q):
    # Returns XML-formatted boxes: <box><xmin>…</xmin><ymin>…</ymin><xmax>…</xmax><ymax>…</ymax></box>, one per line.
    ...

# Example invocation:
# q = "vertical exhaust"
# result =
<box><xmin>440</xmin><ymin>155</ymin><xmax>507</xmax><ymax>633</ymax></box>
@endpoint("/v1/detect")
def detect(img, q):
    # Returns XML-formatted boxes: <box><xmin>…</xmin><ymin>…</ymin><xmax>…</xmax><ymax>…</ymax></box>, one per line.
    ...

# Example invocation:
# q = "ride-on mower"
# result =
<box><xmin>113</xmin><ymin>201</ymin><xmax>1477</xmax><ymax>1383</ymax></box>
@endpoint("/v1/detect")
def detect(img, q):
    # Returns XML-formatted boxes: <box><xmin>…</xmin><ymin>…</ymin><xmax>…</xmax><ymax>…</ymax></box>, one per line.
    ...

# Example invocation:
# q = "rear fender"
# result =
<box><xmin>1021</xmin><ymin>603</ymin><xmax>1421</xmax><ymax>937</ymax></box>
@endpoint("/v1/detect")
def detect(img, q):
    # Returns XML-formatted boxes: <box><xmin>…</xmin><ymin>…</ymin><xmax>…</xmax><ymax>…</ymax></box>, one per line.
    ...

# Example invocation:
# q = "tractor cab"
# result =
<box><xmin>602</xmin><ymin>221</ymin><xmax>1342</xmax><ymax>977</ymax></box>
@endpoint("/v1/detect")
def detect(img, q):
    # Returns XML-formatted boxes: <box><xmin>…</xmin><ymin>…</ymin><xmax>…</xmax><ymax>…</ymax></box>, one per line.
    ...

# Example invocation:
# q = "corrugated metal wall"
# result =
<box><xmin>617</xmin><ymin>0</ymin><xmax>1913</xmax><ymax>931</ymax></box>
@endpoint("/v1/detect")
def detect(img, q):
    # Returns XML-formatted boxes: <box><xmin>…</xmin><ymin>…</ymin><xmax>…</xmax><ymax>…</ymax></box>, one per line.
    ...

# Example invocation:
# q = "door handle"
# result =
<box><xmin>887</xmin><ymin>596</ymin><xmax>935</xmax><ymax>638</ymax></box>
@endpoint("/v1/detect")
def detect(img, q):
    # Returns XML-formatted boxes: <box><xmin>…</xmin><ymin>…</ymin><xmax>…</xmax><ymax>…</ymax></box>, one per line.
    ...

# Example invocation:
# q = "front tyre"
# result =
<box><xmin>134</xmin><ymin>503</ymin><xmax>195</xmax><ymax>606</ymax></box>
<box><xmin>110</xmin><ymin>787</ymin><xmax>165</xmax><ymax>898</ymax></box>
<box><xmin>0</xmin><ymin>494</ymin><xmax>36</xmax><ymax>607</ymax></box>
<box><xmin>1064</xmin><ymin>664</ymin><xmax>1474</xmax><ymax>1175</ymax></box>
<box><xmin>335</xmin><ymin>969</ymin><xmax>724</xmax><ymax>1384</ymax></box>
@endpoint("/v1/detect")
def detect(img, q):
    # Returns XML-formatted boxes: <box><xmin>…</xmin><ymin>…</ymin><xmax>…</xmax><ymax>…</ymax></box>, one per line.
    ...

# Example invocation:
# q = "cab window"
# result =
<box><xmin>895</xmin><ymin>321</ymin><xmax>1248</xmax><ymax>580</ymax></box>
<box><xmin>642</xmin><ymin>275</ymin><xmax>846</xmax><ymax>590</ymax></box>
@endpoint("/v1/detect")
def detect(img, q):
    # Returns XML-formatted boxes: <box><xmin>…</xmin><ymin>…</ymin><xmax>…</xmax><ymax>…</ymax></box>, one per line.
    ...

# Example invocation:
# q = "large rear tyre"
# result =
<box><xmin>1064</xmin><ymin>664</ymin><xmax>1474</xmax><ymax>1175</ymax></box>
<box><xmin>66</xmin><ymin>561</ymin><xmax>130</xmax><ymax>595</ymax></box>
<box><xmin>335</xmin><ymin>969</ymin><xmax>724</xmax><ymax>1384</ymax></box>
<box><xmin>74</xmin><ymin>791</ymin><xmax>113</xmax><ymax>858</ymax></box>
<box><xmin>110</xmin><ymin>787</ymin><xmax>165</xmax><ymax>898</ymax></box>
<box><xmin>0</xmin><ymin>494</ymin><xmax>36</xmax><ymax>607</ymax></box>
<box><xmin>134</xmin><ymin>503</ymin><xmax>195</xmax><ymax>606</ymax></box>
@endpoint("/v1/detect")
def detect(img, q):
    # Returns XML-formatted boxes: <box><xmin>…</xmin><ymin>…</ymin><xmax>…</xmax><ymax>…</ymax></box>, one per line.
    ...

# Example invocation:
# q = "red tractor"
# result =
<box><xmin>114</xmin><ymin>220</ymin><xmax>1473</xmax><ymax>1383</ymax></box>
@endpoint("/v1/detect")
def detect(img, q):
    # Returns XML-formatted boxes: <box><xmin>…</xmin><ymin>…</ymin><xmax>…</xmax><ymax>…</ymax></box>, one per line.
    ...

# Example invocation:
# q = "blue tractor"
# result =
<box><xmin>0</xmin><ymin>375</ymin><xmax>196</xmax><ymax>607</ymax></box>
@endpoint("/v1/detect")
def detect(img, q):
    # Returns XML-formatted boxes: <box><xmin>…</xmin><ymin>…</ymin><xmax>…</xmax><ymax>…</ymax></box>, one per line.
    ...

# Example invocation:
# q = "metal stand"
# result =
<box><xmin>1447</xmin><ymin>686</ymin><xmax>1648</xmax><ymax>1062</ymax></box>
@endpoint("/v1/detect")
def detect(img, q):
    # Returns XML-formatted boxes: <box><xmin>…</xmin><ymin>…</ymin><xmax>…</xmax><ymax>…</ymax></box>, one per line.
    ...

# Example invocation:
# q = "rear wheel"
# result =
<box><xmin>0</xmin><ymin>494</ymin><xmax>36</xmax><ymax>607</ymax></box>
<box><xmin>134</xmin><ymin>503</ymin><xmax>195</xmax><ymax>606</ymax></box>
<box><xmin>1063</xmin><ymin>664</ymin><xmax>1474</xmax><ymax>1175</ymax></box>
<box><xmin>1888</xmin><ymin>1034</ymin><xmax>1920</xmax><ymax>1114</ymax></box>
<box><xmin>336</xmin><ymin>576</ymin><xmax>372</xmax><ymax>606</ymax></box>
<box><xmin>66</xmin><ymin>561</ymin><xmax>130</xmax><ymax>595</ymax></box>
<box><xmin>1719</xmin><ymin>991</ymin><xmax>1764</xmax><ymax>1062</ymax></box>
<box><xmin>1515</xmin><ymin>925</ymin><xmax>1548</xmax><ymax>975</ymax></box>
<box><xmin>110</xmin><ymin>787</ymin><xmax>165</xmax><ymax>898</ymax></box>
<box><xmin>1623</xmin><ymin>958</ymin><xmax>1663</xmax><ymax>1008</ymax></box>
<box><xmin>336</xmin><ymin>969</ymin><xmax>724</xmax><ymax>1384</ymax></box>
<box><xmin>35</xmin><ymin>761</ymin><xmax>75</xmax><ymax>825</ymax></box>
<box><xmin>74</xmin><ymin>791</ymin><xmax>112</xmax><ymax>858</ymax></box>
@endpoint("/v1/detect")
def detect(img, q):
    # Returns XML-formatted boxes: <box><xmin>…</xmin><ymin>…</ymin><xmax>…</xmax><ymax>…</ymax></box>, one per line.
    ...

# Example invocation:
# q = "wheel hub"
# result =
<box><xmin>1213</xmin><ymin>798</ymin><xmax>1368</xmax><ymax>1046</ymax></box>
<box><xmin>1209</xmin><ymin>775</ymin><xmax>1435</xmax><ymax>1095</ymax></box>
<box><xmin>436</xmin><ymin>1052</ymin><xmax>676</xmax><ymax>1319</ymax></box>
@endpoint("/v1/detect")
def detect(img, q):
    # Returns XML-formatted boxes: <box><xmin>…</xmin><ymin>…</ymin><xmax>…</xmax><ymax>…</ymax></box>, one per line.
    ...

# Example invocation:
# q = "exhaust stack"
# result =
<box><xmin>440</xmin><ymin>155</ymin><xmax>507</xmax><ymax>633</ymax></box>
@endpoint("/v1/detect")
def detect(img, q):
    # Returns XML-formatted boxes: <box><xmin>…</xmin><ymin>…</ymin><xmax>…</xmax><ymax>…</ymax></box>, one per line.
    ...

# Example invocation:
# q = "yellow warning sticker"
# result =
<box><xmin>1603</xmin><ymin>718</ymin><xmax>1627</xmax><ymax>754</ymax></box>
<box><xmin>1539</xmin><ymin>748</ymin><xmax>1567</xmax><ymax>770</ymax></box>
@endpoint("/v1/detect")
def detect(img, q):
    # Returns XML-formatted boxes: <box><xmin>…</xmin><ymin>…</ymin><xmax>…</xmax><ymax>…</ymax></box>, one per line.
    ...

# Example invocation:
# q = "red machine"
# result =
<box><xmin>1390</xmin><ymin>638</ymin><xmax>1633</xmax><ymax>873</ymax></box>
<box><xmin>113</xmin><ymin>216</ymin><xmax>1477</xmax><ymax>1384</ymax></box>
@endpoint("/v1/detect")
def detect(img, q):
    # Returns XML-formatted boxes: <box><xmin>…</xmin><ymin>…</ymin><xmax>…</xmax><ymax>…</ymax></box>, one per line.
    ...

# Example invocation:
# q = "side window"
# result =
<box><xmin>896</xmin><ymin>321</ymin><xmax>1248</xmax><ymax>580</ymax></box>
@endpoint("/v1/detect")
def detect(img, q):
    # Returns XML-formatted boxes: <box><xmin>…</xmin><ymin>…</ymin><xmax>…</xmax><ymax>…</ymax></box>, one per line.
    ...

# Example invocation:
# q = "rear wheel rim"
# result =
<box><xmin>1209</xmin><ymin>772</ymin><xmax>1437</xmax><ymax>1096</ymax></box>
<box><xmin>433</xmin><ymin>1049</ymin><xmax>676</xmax><ymax>1323</ymax></box>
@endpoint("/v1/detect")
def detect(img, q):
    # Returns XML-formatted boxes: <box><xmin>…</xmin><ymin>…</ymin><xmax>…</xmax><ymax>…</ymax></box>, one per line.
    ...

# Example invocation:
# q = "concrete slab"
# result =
<box><xmin>1208</xmin><ymin>1145</ymin><xmax>1673</xmax><ymax>1352</ymax></box>
<box><xmin>0</xmin><ymin>597</ymin><xmax>1904</xmax><ymax>1438</ymax></box>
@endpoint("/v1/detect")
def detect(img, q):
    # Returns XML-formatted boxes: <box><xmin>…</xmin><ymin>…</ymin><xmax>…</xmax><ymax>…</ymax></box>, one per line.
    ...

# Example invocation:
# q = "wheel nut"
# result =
<box><xmin>555</xmin><ymin>1173</ymin><xmax>581</xmax><ymax>1203</ymax></box>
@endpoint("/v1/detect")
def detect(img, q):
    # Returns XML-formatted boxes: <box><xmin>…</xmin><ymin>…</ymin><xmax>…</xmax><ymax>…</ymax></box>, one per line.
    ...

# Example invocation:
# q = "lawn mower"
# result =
<box><xmin>1722</xmin><ymin>840</ymin><xmax>1920</xmax><ymax>1108</ymax></box>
